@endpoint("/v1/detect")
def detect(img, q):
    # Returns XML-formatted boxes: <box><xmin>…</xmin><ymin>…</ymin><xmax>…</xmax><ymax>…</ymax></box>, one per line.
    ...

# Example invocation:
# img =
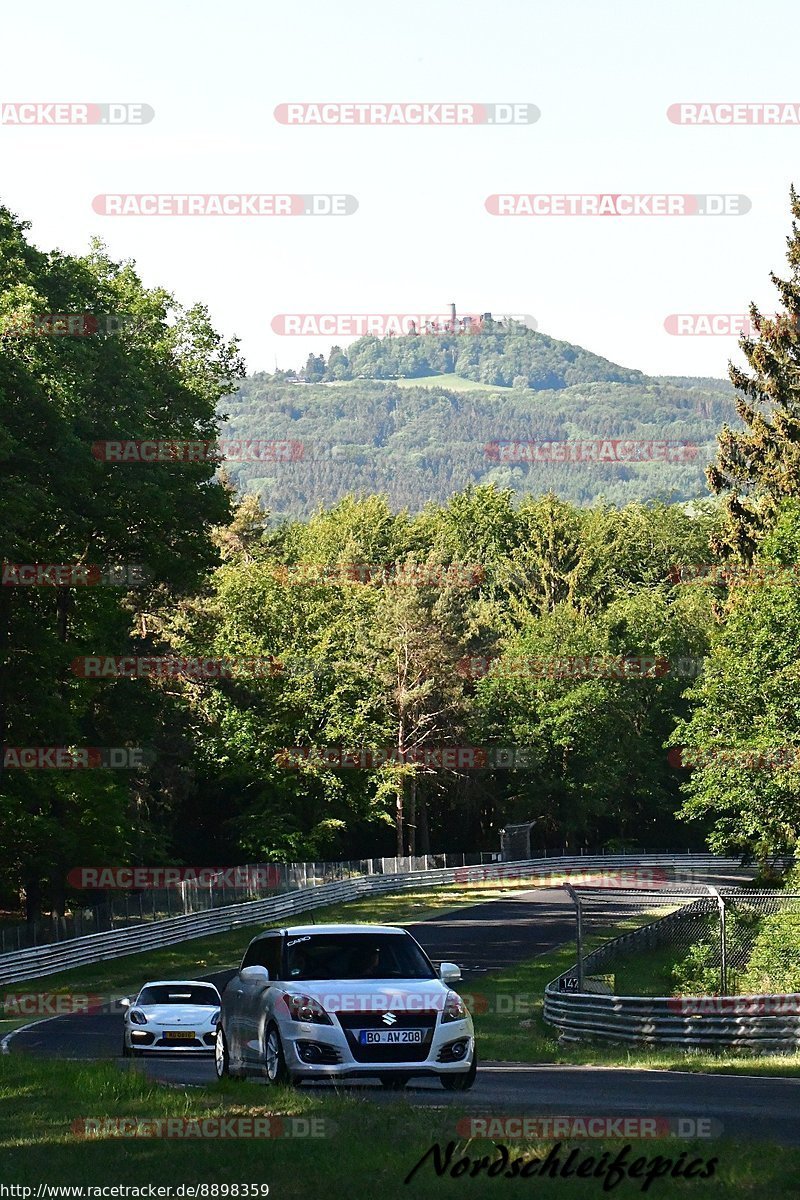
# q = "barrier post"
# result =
<box><xmin>564</xmin><ymin>883</ymin><xmax>585</xmax><ymax>991</ymax></box>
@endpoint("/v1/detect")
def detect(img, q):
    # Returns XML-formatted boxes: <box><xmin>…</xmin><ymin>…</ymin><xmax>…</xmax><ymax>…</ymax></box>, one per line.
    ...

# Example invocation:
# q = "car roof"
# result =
<box><xmin>137</xmin><ymin>980</ymin><xmax>220</xmax><ymax>990</ymax></box>
<box><xmin>252</xmin><ymin>923</ymin><xmax>408</xmax><ymax>941</ymax></box>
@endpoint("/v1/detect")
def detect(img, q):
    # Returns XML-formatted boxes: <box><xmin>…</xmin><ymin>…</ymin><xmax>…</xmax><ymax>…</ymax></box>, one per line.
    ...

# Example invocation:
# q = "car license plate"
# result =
<box><xmin>359</xmin><ymin>1029</ymin><xmax>424</xmax><ymax>1045</ymax></box>
<box><xmin>165</xmin><ymin>1030</ymin><xmax>195</xmax><ymax>1040</ymax></box>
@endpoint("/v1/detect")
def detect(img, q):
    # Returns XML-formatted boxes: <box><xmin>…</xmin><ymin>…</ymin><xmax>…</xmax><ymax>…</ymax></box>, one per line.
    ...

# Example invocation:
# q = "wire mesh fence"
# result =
<box><xmin>0</xmin><ymin>851</ymin><xmax>503</xmax><ymax>954</ymax></box>
<box><xmin>562</xmin><ymin>886</ymin><xmax>800</xmax><ymax>998</ymax></box>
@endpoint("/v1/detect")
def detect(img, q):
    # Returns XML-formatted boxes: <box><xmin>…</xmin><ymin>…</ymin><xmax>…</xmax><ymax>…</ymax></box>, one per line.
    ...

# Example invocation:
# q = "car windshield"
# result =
<box><xmin>137</xmin><ymin>985</ymin><xmax>219</xmax><ymax>1006</ymax></box>
<box><xmin>283</xmin><ymin>933</ymin><xmax>436</xmax><ymax>981</ymax></box>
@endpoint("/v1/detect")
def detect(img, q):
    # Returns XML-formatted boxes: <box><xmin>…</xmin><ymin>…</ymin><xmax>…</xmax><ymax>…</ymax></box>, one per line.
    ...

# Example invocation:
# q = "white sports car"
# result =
<box><xmin>215</xmin><ymin>923</ymin><xmax>477</xmax><ymax>1088</ymax></box>
<box><xmin>120</xmin><ymin>979</ymin><xmax>221</xmax><ymax>1056</ymax></box>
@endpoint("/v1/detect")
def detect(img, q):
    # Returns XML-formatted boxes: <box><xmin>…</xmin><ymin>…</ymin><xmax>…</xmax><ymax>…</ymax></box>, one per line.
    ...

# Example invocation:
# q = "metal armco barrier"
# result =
<box><xmin>0</xmin><ymin>853</ymin><xmax>739</xmax><ymax>986</ymax></box>
<box><xmin>544</xmin><ymin>889</ymin><xmax>800</xmax><ymax>1049</ymax></box>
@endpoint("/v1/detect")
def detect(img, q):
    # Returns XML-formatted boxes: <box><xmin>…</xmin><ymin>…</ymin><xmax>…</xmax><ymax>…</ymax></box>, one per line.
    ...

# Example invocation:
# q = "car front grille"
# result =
<box><xmin>153</xmin><ymin>1037</ymin><xmax>204</xmax><ymax>1048</ymax></box>
<box><xmin>333</xmin><ymin>1009</ymin><xmax>437</xmax><ymax>1063</ymax></box>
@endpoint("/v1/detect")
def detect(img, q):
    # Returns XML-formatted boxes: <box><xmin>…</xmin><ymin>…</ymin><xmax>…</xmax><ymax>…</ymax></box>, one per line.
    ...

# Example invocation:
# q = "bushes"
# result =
<box><xmin>670</xmin><ymin>907</ymin><xmax>762</xmax><ymax>995</ymax></box>
<box><xmin>740</xmin><ymin>906</ymin><xmax>800</xmax><ymax>994</ymax></box>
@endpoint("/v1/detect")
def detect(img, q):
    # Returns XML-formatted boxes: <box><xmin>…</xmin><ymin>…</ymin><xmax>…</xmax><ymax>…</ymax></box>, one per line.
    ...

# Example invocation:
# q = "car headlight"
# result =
<box><xmin>442</xmin><ymin>991</ymin><xmax>468</xmax><ymax>1023</ymax></box>
<box><xmin>211</xmin><ymin>1012</ymin><xmax>220</xmax><ymax>1026</ymax></box>
<box><xmin>129</xmin><ymin>1009</ymin><xmax>147</xmax><ymax>1025</ymax></box>
<box><xmin>282</xmin><ymin>994</ymin><xmax>333</xmax><ymax>1025</ymax></box>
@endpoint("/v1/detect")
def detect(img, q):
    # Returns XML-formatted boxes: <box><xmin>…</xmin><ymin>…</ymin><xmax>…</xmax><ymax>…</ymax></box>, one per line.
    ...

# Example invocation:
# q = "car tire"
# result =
<box><xmin>440</xmin><ymin>1046</ymin><xmax>478</xmax><ymax>1091</ymax></box>
<box><xmin>379</xmin><ymin>1074</ymin><xmax>410</xmax><ymax>1089</ymax></box>
<box><xmin>265</xmin><ymin>1024</ymin><xmax>293</xmax><ymax>1086</ymax></box>
<box><xmin>215</xmin><ymin>1026</ymin><xmax>232</xmax><ymax>1079</ymax></box>
<box><xmin>121</xmin><ymin>1039</ymin><xmax>131</xmax><ymax>1059</ymax></box>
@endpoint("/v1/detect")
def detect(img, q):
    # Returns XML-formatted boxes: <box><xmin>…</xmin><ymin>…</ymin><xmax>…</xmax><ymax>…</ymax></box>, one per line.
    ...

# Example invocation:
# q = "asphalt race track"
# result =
<box><xmin>9</xmin><ymin>874</ymin><xmax>799</xmax><ymax>1144</ymax></box>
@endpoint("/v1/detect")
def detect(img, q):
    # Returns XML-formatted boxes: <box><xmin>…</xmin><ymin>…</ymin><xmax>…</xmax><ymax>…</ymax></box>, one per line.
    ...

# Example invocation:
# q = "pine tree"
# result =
<box><xmin>707</xmin><ymin>186</ymin><xmax>800</xmax><ymax>559</ymax></box>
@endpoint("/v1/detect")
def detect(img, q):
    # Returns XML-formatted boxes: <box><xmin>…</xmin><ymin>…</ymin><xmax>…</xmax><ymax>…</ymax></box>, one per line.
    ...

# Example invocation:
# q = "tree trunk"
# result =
<box><xmin>418</xmin><ymin>790</ymin><xmax>430</xmax><ymax>856</ymax></box>
<box><xmin>22</xmin><ymin>873</ymin><xmax>42</xmax><ymax>925</ymax></box>
<box><xmin>395</xmin><ymin>784</ymin><xmax>404</xmax><ymax>857</ymax></box>
<box><xmin>407</xmin><ymin>773</ymin><xmax>417</xmax><ymax>858</ymax></box>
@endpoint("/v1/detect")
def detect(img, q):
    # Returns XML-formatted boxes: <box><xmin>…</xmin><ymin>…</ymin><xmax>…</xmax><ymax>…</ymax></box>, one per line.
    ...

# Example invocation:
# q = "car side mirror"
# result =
<box><xmin>240</xmin><ymin>965</ymin><xmax>270</xmax><ymax>984</ymax></box>
<box><xmin>439</xmin><ymin>962</ymin><xmax>462</xmax><ymax>984</ymax></box>
<box><xmin>118</xmin><ymin>997</ymin><xmax>131</xmax><ymax>1009</ymax></box>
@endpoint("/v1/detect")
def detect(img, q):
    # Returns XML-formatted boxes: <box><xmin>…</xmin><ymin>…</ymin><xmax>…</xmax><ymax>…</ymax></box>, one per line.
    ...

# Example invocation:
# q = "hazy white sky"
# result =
<box><xmin>2</xmin><ymin>0</ymin><xmax>799</xmax><ymax>378</ymax></box>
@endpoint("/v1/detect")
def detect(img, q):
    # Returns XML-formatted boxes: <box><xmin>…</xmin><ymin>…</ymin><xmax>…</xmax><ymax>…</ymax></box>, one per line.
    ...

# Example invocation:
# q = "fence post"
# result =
<box><xmin>720</xmin><ymin>896</ymin><xmax>728</xmax><ymax>995</ymax></box>
<box><xmin>705</xmin><ymin>884</ymin><xmax>727</xmax><ymax>994</ymax></box>
<box><xmin>564</xmin><ymin>884</ymin><xmax>585</xmax><ymax>991</ymax></box>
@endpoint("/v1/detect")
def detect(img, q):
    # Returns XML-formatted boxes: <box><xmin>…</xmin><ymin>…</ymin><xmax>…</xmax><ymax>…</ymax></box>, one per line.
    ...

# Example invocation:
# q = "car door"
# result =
<box><xmin>238</xmin><ymin>933</ymin><xmax>283</xmax><ymax>1067</ymax></box>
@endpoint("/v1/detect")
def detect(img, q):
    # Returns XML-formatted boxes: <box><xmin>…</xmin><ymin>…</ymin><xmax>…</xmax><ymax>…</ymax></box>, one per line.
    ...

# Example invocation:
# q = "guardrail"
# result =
<box><xmin>0</xmin><ymin>853</ymin><xmax>741</xmax><ymax>986</ymax></box>
<box><xmin>544</xmin><ymin>887</ymin><xmax>800</xmax><ymax>1049</ymax></box>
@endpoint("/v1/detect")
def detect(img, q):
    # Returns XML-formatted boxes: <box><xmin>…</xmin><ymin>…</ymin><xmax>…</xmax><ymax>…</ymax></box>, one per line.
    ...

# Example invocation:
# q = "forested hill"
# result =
<box><xmin>221</xmin><ymin>325</ymin><xmax>737</xmax><ymax>520</ymax></box>
<box><xmin>293</xmin><ymin>322</ymin><xmax>648</xmax><ymax>388</ymax></box>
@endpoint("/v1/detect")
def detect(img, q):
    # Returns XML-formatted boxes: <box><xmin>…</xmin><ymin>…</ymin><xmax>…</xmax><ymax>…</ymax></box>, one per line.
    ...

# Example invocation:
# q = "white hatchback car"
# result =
<box><xmin>215</xmin><ymin>923</ymin><xmax>477</xmax><ymax>1089</ymax></box>
<box><xmin>120</xmin><ymin>979</ymin><xmax>221</xmax><ymax>1056</ymax></box>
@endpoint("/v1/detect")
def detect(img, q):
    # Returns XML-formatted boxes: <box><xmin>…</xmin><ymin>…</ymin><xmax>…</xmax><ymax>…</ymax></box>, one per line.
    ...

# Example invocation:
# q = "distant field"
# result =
<box><xmin>390</xmin><ymin>373</ymin><xmax>510</xmax><ymax>393</ymax></box>
<box><xmin>319</xmin><ymin>374</ymin><xmax>509</xmax><ymax>392</ymax></box>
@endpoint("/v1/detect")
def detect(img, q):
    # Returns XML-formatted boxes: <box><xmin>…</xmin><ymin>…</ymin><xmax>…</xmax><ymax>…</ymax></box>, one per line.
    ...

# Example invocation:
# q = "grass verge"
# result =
<box><xmin>0</xmin><ymin>1056</ymin><xmax>794</xmax><ymax>1197</ymax></box>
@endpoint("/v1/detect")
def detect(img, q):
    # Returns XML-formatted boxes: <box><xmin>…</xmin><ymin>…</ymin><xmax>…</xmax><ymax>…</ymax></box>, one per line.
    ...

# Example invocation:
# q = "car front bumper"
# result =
<box><xmin>278</xmin><ymin>1017</ymin><xmax>474</xmax><ymax>1079</ymax></box>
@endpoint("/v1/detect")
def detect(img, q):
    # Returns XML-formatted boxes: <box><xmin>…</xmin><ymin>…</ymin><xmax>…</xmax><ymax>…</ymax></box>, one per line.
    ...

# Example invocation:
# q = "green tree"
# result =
<box><xmin>708</xmin><ymin>186</ymin><xmax>800</xmax><ymax>560</ymax></box>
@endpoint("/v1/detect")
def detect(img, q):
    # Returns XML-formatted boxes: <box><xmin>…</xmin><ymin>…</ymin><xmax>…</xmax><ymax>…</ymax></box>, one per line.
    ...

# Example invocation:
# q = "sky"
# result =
<box><xmin>1</xmin><ymin>0</ymin><xmax>799</xmax><ymax>379</ymax></box>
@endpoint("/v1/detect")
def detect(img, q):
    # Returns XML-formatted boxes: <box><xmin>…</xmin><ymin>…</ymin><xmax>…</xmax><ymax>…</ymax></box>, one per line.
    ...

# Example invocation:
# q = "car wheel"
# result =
<box><xmin>265</xmin><ymin>1024</ymin><xmax>292</xmax><ymax>1086</ymax></box>
<box><xmin>440</xmin><ymin>1046</ymin><xmax>478</xmax><ymax>1091</ymax></box>
<box><xmin>121</xmin><ymin>1039</ymin><xmax>131</xmax><ymax>1059</ymax></box>
<box><xmin>214</xmin><ymin>1026</ymin><xmax>230</xmax><ymax>1079</ymax></box>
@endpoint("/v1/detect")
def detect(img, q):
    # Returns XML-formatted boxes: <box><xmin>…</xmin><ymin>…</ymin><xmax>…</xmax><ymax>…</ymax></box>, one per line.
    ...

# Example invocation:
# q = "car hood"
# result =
<box><xmin>278</xmin><ymin>978</ymin><xmax>452</xmax><ymax>1015</ymax></box>
<box><xmin>133</xmin><ymin>1004</ymin><xmax>218</xmax><ymax>1024</ymax></box>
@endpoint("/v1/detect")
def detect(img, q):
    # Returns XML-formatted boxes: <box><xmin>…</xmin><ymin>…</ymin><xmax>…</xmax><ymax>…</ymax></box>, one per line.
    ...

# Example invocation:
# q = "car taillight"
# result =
<box><xmin>442</xmin><ymin>992</ymin><xmax>468</xmax><ymax>1023</ymax></box>
<box><xmin>283</xmin><ymin>994</ymin><xmax>333</xmax><ymax>1025</ymax></box>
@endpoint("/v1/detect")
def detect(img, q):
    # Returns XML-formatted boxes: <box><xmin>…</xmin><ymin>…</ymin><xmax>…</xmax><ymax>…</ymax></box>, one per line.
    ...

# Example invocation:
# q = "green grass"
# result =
<box><xmin>0</xmin><ymin>1056</ymin><xmax>793</xmax><ymax>1197</ymax></box>
<box><xmin>612</xmin><ymin>941</ymin><xmax>688</xmax><ymax>997</ymax></box>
